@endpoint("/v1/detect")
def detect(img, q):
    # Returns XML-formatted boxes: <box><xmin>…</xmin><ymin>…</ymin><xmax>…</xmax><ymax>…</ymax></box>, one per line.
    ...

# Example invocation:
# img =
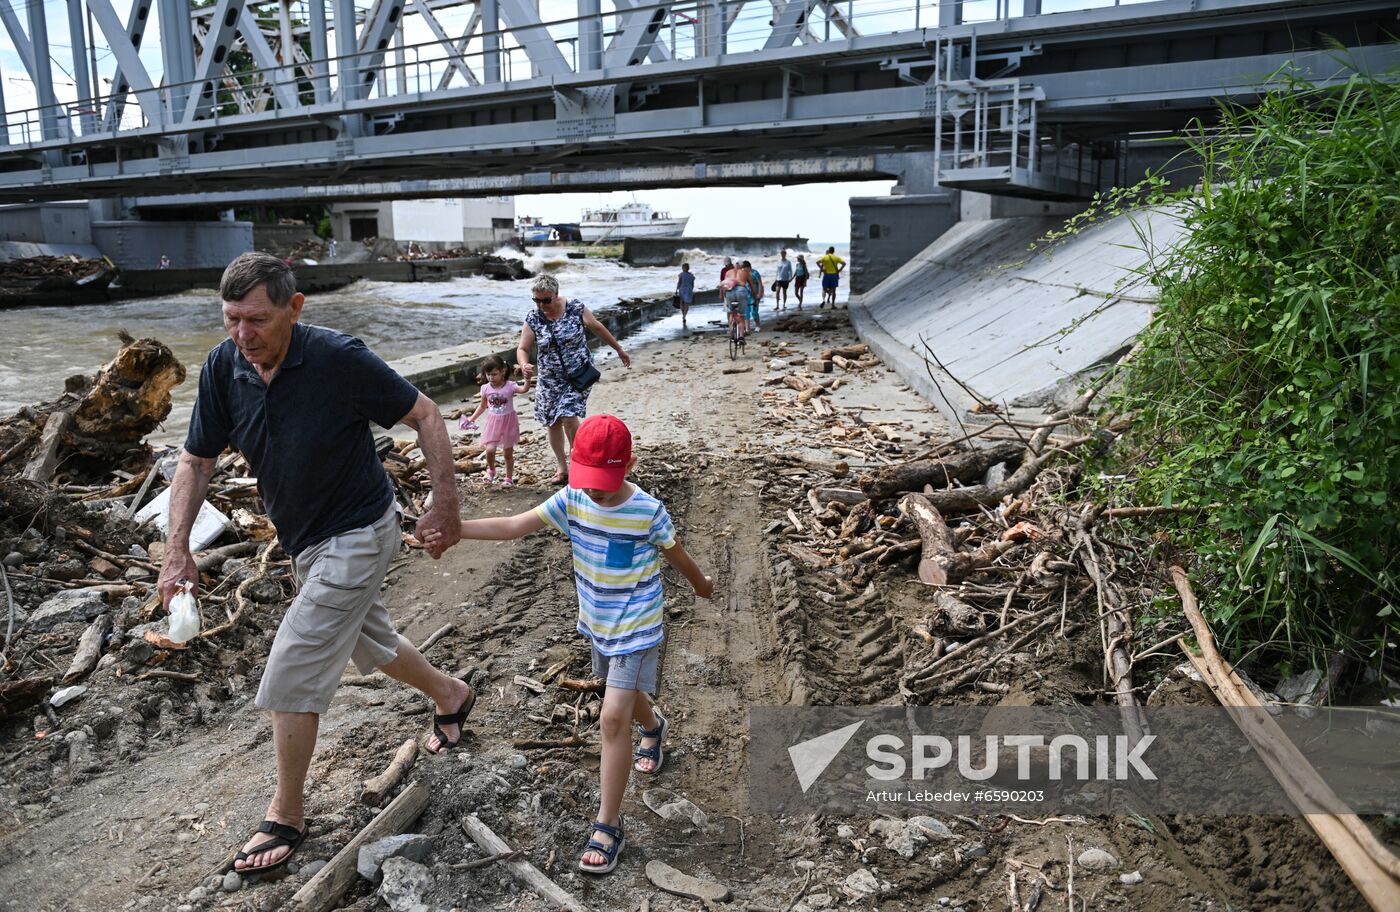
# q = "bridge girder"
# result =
<box><xmin>0</xmin><ymin>0</ymin><xmax>1394</xmax><ymax>202</ymax></box>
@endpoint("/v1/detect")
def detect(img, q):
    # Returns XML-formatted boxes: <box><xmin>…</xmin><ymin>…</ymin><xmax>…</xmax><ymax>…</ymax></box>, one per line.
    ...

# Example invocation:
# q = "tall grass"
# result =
<box><xmin>1110</xmin><ymin>71</ymin><xmax>1400</xmax><ymax>678</ymax></box>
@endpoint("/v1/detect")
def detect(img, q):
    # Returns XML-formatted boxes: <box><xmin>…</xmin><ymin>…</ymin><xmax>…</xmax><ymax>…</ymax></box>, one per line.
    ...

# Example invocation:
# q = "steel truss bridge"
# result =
<box><xmin>0</xmin><ymin>0</ymin><xmax>1395</xmax><ymax>203</ymax></box>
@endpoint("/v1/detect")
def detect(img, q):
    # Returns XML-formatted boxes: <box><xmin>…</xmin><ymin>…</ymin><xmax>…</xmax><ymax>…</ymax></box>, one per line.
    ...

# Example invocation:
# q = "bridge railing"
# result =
<box><xmin>0</xmin><ymin>0</ymin><xmax>1144</xmax><ymax>149</ymax></box>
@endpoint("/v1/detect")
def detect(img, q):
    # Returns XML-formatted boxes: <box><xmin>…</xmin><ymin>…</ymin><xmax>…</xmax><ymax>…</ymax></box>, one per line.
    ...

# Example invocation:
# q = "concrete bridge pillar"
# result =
<box><xmin>848</xmin><ymin>152</ymin><xmax>958</xmax><ymax>295</ymax></box>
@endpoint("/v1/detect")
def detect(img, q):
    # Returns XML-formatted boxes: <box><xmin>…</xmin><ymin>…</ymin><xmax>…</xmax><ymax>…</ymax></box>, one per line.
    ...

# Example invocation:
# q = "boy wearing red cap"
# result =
<box><xmin>453</xmin><ymin>414</ymin><xmax>714</xmax><ymax>874</ymax></box>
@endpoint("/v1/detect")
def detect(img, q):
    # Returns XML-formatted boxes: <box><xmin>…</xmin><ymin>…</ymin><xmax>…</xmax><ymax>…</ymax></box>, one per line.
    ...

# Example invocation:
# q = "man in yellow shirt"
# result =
<box><xmin>817</xmin><ymin>246</ymin><xmax>845</xmax><ymax>308</ymax></box>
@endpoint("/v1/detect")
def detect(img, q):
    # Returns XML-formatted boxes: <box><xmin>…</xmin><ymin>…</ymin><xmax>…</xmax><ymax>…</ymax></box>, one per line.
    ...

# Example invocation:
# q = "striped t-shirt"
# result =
<box><xmin>534</xmin><ymin>485</ymin><xmax>677</xmax><ymax>656</ymax></box>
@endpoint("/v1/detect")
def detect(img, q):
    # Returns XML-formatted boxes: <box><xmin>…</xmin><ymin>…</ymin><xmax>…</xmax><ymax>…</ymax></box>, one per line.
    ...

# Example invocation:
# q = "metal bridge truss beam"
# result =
<box><xmin>605</xmin><ymin>0</ymin><xmax>670</xmax><ymax>69</ymax></box>
<box><xmin>89</xmin><ymin>0</ymin><xmax>164</xmax><ymax>129</ymax></box>
<box><xmin>415</xmin><ymin>0</ymin><xmax>481</xmax><ymax>88</ymax></box>
<box><xmin>239</xmin><ymin>6</ymin><xmax>303</xmax><ymax>112</ymax></box>
<box><xmin>98</xmin><ymin>0</ymin><xmax>154</xmax><ymax>132</ymax></box>
<box><xmin>184</xmin><ymin>0</ymin><xmax>248</xmax><ymax>124</ymax></box>
<box><xmin>498</xmin><ymin>0</ymin><xmax>573</xmax><ymax>78</ymax></box>
<box><xmin>608</xmin><ymin>0</ymin><xmax>671</xmax><ymax>65</ymax></box>
<box><xmin>764</xmin><ymin>0</ymin><xmax>818</xmax><ymax>50</ymax></box>
<box><xmin>344</xmin><ymin>0</ymin><xmax>409</xmax><ymax>100</ymax></box>
<box><xmin>0</xmin><ymin>2</ymin><xmax>36</xmax><ymax>89</ymax></box>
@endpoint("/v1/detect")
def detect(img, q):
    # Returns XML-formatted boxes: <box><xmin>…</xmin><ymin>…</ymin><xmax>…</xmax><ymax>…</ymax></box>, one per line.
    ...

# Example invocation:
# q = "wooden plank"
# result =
<box><xmin>21</xmin><ymin>410</ymin><xmax>73</xmax><ymax>484</ymax></box>
<box><xmin>280</xmin><ymin>780</ymin><xmax>430</xmax><ymax>912</ymax></box>
<box><xmin>359</xmin><ymin>739</ymin><xmax>419</xmax><ymax>807</ymax></box>
<box><xmin>461</xmin><ymin>814</ymin><xmax>587</xmax><ymax>912</ymax></box>
<box><xmin>1171</xmin><ymin>567</ymin><xmax>1400</xmax><ymax>911</ymax></box>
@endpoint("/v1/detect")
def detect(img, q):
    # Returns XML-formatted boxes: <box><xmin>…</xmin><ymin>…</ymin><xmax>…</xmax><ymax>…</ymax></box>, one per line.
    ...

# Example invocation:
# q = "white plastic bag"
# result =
<box><xmin>167</xmin><ymin>579</ymin><xmax>201</xmax><ymax>644</ymax></box>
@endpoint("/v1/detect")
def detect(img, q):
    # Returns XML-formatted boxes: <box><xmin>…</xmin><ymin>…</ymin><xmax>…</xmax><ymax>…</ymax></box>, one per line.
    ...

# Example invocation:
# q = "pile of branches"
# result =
<box><xmin>0</xmin><ymin>332</ymin><xmax>186</xmax><ymax>489</ymax></box>
<box><xmin>0</xmin><ymin>255</ymin><xmax>107</xmax><ymax>281</ymax></box>
<box><xmin>762</xmin><ymin>341</ymin><xmax>1199</xmax><ymax>711</ymax></box>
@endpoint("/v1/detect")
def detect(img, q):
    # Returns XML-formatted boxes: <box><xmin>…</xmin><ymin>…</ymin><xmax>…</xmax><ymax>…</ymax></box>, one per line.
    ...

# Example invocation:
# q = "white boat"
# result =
<box><xmin>579</xmin><ymin>202</ymin><xmax>688</xmax><ymax>242</ymax></box>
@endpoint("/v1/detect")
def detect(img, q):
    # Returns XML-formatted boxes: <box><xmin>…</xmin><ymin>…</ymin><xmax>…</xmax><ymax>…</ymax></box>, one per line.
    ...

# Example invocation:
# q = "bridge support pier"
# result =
<box><xmin>849</xmin><ymin>152</ymin><xmax>957</xmax><ymax>295</ymax></box>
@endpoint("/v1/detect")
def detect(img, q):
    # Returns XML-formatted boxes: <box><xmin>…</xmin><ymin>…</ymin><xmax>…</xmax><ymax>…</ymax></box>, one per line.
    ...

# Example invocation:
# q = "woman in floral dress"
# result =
<box><xmin>516</xmin><ymin>274</ymin><xmax>632</xmax><ymax>484</ymax></box>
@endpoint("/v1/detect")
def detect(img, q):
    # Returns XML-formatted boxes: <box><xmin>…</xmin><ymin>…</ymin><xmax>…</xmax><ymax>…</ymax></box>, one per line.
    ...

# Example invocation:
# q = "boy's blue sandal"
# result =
<box><xmin>634</xmin><ymin>712</ymin><xmax>669</xmax><ymax>774</ymax></box>
<box><xmin>579</xmin><ymin>816</ymin><xmax>626</xmax><ymax>874</ymax></box>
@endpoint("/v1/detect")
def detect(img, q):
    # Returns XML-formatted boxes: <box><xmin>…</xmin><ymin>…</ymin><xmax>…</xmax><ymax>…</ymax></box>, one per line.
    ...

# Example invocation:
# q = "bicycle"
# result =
<box><xmin>727</xmin><ymin>303</ymin><xmax>746</xmax><ymax>360</ymax></box>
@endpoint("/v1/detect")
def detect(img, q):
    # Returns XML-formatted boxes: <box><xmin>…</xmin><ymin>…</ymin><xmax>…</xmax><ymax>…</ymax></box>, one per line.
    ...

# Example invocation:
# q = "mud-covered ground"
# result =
<box><xmin>0</xmin><ymin>311</ymin><xmax>1365</xmax><ymax>912</ymax></box>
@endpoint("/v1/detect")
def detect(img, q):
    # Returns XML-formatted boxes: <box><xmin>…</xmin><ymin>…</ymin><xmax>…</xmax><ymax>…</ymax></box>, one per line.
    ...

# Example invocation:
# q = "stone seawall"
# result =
<box><xmin>111</xmin><ymin>257</ymin><xmax>488</xmax><ymax>298</ymax></box>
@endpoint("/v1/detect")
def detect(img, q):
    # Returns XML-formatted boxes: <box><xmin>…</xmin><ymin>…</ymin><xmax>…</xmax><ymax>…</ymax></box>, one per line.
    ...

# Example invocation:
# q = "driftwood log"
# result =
<box><xmin>195</xmin><ymin>541</ymin><xmax>259</xmax><ymax>573</ymax></box>
<box><xmin>461</xmin><ymin>815</ymin><xmax>588</xmax><ymax>912</ymax></box>
<box><xmin>3</xmin><ymin>335</ymin><xmax>186</xmax><ymax>484</ymax></box>
<box><xmin>898</xmin><ymin>494</ymin><xmax>1019</xmax><ymax>585</ymax></box>
<box><xmin>360</xmin><ymin>738</ymin><xmax>418</xmax><ymax>807</ymax></box>
<box><xmin>0</xmin><ymin>675</ymin><xmax>55</xmax><ymax>719</ymax></box>
<box><xmin>859</xmin><ymin>441</ymin><xmax>1022</xmax><ymax>500</ymax></box>
<box><xmin>765</xmin><ymin>454</ymin><xmax>849</xmax><ymax>478</ymax></box>
<box><xmin>70</xmin><ymin>336</ymin><xmax>186</xmax><ymax>442</ymax></box>
<box><xmin>556</xmin><ymin>677</ymin><xmax>606</xmax><ymax>693</ymax></box>
<box><xmin>62</xmin><ymin>614</ymin><xmax>111</xmax><ymax>683</ymax></box>
<box><xmin>1172</xmin><ymin>568</ymin><xmax>1400</xmax><ymax>907</ymax></box>
<box><xmin>21</xmin><ymin>410</ymin><xmax>73</xmax><ymax>485</ymax></box>
<box><xmin>281</xmin><ymin>780</ymin><xmax>430</xmax><ymax>912</ymax></box>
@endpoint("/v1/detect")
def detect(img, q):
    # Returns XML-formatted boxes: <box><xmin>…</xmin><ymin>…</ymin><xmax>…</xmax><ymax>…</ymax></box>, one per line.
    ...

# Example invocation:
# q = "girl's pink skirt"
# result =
<box><xmin>480</xmin><ymin>411</ymin><xmax>520</xmax><ymax>449</ymax></box>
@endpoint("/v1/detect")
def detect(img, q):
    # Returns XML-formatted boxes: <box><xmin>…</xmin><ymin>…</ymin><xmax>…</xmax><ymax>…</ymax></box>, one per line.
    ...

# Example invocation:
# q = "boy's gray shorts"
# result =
<box><xmin>255</xmin><ymin>503</ymin><xmax>402</xmax><ymax>714</ymax></box>
<box><xmin>591</xmin><ymin>644</ymin><xmax>661</xmax><ymax>695</ymax></box>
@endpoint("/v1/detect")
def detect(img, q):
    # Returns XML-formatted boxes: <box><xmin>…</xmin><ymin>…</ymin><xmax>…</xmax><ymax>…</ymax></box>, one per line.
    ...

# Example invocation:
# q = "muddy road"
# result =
<box><xmin>0</xmin><ymin>311</ymin><xmax>1364</xmax><ymax>912</ymax></box>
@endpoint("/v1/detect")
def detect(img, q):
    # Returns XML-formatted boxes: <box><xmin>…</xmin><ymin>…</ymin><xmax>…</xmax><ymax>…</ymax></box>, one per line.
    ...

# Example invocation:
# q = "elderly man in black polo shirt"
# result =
<box><xmin>157</xmin><ymin>252</ymin><xmax>474</xmax><ymax>874</ymax></box>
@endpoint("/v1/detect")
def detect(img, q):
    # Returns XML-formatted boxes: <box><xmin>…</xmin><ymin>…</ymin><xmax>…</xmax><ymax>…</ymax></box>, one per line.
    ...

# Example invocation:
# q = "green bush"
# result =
<box><xmin>1111</xmin><ymin>72</ymin><xmax>1400</xmax><ymax>673</ymax></box>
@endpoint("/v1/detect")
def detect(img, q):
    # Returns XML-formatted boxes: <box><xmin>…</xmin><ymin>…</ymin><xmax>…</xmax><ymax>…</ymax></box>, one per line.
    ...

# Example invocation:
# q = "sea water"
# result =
<box><xmin>0</xmin><ymin>244</ymin><xmax>840</xmax><ymax>436</ymax></box>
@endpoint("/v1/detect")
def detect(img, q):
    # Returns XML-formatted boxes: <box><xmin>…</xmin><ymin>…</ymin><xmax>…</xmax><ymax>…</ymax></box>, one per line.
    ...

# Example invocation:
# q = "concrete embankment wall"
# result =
<box><xmin>849</xmin><ymin>206</ymin><xmax>1185</xmax><ymax>432</ymax></box>
<box><xmin>389</xmin><ymin>289</ymin><xmax>722</xmax><ymax>395</ymax></box>
<box><xmin>623</xmin><ymin>237</ymin><xmax>808</xmax><ymax>266</ymax></box>
<box><xmin>113</xmin><ymin>257</ymin><xmax>487</xmax><ymax>298</ymax></box>
<box><xmin>93</xmin><ymin>220</ymin><xmax>254</xmax><ymax>270</ymax></box>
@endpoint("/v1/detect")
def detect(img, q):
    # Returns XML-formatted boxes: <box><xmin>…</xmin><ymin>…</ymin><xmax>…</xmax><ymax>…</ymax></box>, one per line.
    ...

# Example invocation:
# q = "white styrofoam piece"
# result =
<box><xmin>134</xmin><ymin>486</ymin><xmax>232</xmax><ymax>552</ymax></box>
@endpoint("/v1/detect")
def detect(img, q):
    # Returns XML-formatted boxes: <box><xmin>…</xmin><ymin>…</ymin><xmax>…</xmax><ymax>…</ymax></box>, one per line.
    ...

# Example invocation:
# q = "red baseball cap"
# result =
<box><xmin>569</xmin><ymin>414</ymin><xmax>632</xmax><ymax>491</ymax></box>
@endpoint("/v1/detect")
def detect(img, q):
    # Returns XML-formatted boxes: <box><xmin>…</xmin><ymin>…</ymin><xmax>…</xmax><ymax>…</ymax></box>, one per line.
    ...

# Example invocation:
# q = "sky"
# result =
<box><xmin>518</xmin><ymin>181</ymin><xmax>895</xmax><ymax>245</ymax></box>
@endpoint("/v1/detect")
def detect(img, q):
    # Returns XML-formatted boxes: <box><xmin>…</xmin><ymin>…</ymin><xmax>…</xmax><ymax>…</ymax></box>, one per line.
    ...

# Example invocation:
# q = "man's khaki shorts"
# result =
<box><xmin>254</xmin><ymin>503</ymin><xmax>402</xmax><ymax>714</ymax></box>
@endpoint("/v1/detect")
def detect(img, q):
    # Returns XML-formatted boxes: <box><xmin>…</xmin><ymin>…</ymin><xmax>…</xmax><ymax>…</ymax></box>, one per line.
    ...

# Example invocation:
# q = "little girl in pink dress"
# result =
<box><xmin>461</xmin><ymin>355</ymin><xmax>529</xmax><ymax>485</ymax></box>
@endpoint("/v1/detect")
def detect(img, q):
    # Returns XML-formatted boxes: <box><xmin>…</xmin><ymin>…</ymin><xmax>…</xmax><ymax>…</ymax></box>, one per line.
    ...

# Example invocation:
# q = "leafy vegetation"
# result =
<box><xmin>1106</xmin><ymin>71</ymin><xmax>1400</xmax><ymax>679</ymax></box>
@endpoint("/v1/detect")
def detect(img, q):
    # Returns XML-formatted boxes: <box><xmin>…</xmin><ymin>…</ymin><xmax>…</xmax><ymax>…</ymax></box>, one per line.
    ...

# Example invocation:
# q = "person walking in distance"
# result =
<box><xmin>773</xmin><ymin>250</ymin><xmax>793</xmax><ymax>311</ymax></box>
<box><xmin>817</xmin><ymin>246</ymin><xmax>846</xmax><ymax>308</ymax></box>
<box><xmin>158</xmin><ymin>253</ymin><xmax>475</xmax><ymax>876</ymax></box>
<box><xmin>675</xmin><ymin>262</ymin><xmax>695</xmax><ymax>326</ymax></box>
<box><xmin>745</xmin><ymin>260</ymin><xmax>764</xmax><ymax>333</ymax></box>
<box><xmin>793</xmin><ymin>254</ymin><xmax>810</xmax><ymax>308</ymax></box>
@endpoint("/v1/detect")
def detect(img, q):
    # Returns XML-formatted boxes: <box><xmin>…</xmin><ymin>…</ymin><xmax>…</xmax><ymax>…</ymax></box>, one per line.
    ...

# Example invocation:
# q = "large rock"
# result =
<box><xmin>1076</xmin><ymin>848</ymin><xmax>1120</xmax><ymax>873</ymax></box>
<box><xmin>378</xmin><ymin>857</ymin><xmax>438</xmax><ymax>912</ymax></box>
<box><xmin>358</xmin><ymin>833</ymin><xmax>433</xmax><ymax>882</ymax></box>
<box><xmin>869</xmin><ymin>819</ymin><xmax>919</xmax><ymax>858</ymax></box>
<box><xmin>29</xmin><ymin>589</ymin><xmax>106</xmax><ymax>631</ymax></box>
<box><xmin>842</xmin><ymin>869</ymin><xmax>881</xmax><ymax>898</ymax></box>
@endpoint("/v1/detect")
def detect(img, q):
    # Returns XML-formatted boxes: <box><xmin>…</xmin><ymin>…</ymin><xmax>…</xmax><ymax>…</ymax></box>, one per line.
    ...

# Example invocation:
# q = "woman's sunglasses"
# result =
<box><xmin>532</xmin><ymin>295</ymin><xmax>552</xmax><ymax>304</ymax></box>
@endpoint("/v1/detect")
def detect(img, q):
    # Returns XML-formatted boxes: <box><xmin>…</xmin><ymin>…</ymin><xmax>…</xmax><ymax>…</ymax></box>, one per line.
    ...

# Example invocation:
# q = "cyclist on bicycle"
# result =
<box><xmin>722</xmin><ymin>262</ymin><xmax>750</xmax><ymax>343</ymax></box>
